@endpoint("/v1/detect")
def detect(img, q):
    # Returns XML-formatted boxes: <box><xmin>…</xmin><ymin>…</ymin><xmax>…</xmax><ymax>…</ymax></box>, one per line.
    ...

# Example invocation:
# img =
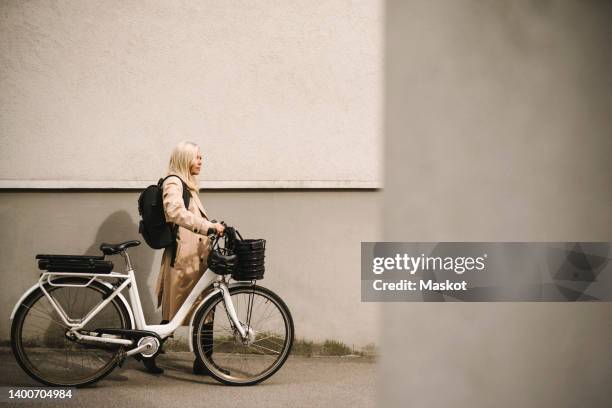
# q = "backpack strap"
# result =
<box><xmin>159</xmin><ymin>175</ymin><xmax>193</xmax><ymax>267</ymax></box>
<box><xmin>159</xmin><ymin>175</ymin><xmax>191</xmax><ymax>210</ymax></box>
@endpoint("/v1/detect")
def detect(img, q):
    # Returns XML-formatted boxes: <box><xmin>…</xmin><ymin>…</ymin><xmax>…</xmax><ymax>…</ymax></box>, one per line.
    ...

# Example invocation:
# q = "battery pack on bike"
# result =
<box><xmin>36</xmin><ymin>254</ymin><xmax>114</xmax><ymax>274</ymax></box>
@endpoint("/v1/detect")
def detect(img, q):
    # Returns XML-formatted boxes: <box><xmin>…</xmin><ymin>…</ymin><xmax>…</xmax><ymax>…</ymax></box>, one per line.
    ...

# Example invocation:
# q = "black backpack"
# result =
<box><xmin>138</xmin><ymin>175</ymin><xmax>190</xmax><ymax>254</ymax></box>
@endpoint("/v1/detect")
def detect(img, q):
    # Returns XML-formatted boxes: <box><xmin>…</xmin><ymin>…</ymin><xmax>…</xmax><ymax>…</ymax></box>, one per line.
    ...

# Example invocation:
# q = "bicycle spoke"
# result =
<box><xmin>22</xmin><ymin>304</ymin><xmax>69</xmax><ymax>330</ymax></box>
<box><xmin>247</xmin><ymin>342</ymin><xmax>281</xmax><ymax>355</ymax></box>
<box><xmin>252</xmin><ymin>335</ymin><xmax>285</xmax><ymax>348</ymax></box>
<box><xmin>252</xmin><ymin>302</ymin><xmax>275</xmax><ymax>328</ymax></box>
<box><xmin>206</xmin><ymin>339</ymin><xmax>234</xmax><ymax>352</ymax></box>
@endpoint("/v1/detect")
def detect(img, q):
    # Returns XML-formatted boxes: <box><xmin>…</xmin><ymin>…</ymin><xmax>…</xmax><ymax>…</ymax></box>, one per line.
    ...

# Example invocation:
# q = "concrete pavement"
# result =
<box><xmin>0</xmin><ymin>349</ymin><xmax>376</xmax><ymax>408</ymax></box>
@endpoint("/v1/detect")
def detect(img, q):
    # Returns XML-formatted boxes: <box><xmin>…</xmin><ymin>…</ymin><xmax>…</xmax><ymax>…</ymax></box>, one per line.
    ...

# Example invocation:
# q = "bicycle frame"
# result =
<box><xmin>11</xmin><ymin>249</ymin><xmax>249</xmax><ymax>351</ymax></box>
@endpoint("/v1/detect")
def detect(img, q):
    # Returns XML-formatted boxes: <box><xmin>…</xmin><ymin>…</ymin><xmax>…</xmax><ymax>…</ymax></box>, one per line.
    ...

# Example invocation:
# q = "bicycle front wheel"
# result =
<box><xmin>11</xmin><ymin>277</ymin><xmax>131</xmax><ymax>387</ymax></box>
<box><xmin>192</xmin><ymin>285</ymin><xmax>294</xmax><ymax>385</ymax></box>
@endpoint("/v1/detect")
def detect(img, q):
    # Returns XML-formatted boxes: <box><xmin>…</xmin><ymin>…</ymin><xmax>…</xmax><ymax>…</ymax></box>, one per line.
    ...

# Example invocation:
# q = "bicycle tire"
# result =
<box><xmin>192</xmin><ymin>285</ymin><xmax>294</xmax><ymax>386</ymax></box>
<box><xmin>11</xmin><ymin>277</ymin><xmax>132</xmax><ymax>387</ymax></box>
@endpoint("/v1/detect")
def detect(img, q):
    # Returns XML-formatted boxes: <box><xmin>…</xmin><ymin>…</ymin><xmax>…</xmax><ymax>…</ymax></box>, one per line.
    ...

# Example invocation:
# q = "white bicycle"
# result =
<box><xmin>10</xmin><ymin>226</ymin><xmax>294</xmax><ymax>387</ymax></box>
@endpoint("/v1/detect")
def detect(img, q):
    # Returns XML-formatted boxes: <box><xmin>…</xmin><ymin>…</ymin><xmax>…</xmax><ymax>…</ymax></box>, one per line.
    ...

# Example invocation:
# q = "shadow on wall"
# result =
<box><xmin>85</xmin><ymin>210</ymin><xmax>159</xmax><ymax>322</ymax></box>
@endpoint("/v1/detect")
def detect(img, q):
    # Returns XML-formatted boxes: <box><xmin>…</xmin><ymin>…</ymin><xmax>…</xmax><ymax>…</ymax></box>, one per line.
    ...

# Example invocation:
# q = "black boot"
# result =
<box><xmin>142</xmin><ymin>356</ymin><xmax>164</xmax><ymax>374</ymax></box>
<box><xmin>193</xmin><ymin>317</ymin><xmax>230</xmax><ymax>376</ymax></box>
<box><xmin>193</xmin><ymin>322</ymin><xmax>229</xmax><ymax>375</ymax></box>
<box><xmin>193</xmin><ymin>356</ymin><xmax>230</xmax><ymax>376</ymax></box>
<box><xmin>194</xmin><ymin>318</ymin><xmax>215</xmax><ymax>375</ymax></box>
<box><xmin>193</xmin><ymin>357</ymin><xmax>210</xmax><ymax>375</ymax></box>
<box><xmin>194</xmin><ymin>318</ymin><xmax>214</xmax><ymax>375</ymax></box>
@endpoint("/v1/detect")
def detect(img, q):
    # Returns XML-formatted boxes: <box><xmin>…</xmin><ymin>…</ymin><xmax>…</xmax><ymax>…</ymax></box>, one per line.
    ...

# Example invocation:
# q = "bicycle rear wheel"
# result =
<box><xmin>11</xmin><ymin>277</ymin><xmax>131</xmax><ymax>387</ymax></box>
<box><xmin>192</xmin><ymin>285</ymin><xmax>294</xmax><ymax>385</ymax></box>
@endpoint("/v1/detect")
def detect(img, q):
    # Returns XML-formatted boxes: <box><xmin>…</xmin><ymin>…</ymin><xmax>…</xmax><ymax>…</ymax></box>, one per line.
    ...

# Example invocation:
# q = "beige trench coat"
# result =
<box><xmin>154</xmin><ymin>174</ymin><xmax>216</xmax><ymax>323</ymax></box>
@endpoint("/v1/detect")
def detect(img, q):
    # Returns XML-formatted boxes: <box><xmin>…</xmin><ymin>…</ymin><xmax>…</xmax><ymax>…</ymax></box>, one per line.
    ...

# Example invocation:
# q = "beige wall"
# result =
<box><xmin>0</xmin><ymin>190</ymin><xmax>381</xmax><ymax>348</ymax></box>
<box><xmin>382</xmin><ymin>1</ymin><xmax>612</xmax><ymax>407</ymax></box>
<box><xmin>0</xmin><ymin>0</ymin><xmax>382</xmax><ymax>188</ymax></box>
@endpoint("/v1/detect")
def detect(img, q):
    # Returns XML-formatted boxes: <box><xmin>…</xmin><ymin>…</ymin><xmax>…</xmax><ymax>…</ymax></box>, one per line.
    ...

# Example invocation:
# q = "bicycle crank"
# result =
<box><xmin>134</xmin><ymin>336</ymin><xmax>160</xmax><ymax>358</ymax></box>
<box><xmin>91</xmin><ymin>328</ymin><xmax>164</xmax><ymax>357</ymax></box>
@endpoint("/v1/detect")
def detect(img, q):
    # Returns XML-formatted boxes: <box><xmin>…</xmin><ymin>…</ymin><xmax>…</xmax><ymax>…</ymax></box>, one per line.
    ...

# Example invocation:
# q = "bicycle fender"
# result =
<box><xmin>10</xmin><ymin>284</ymin><xmax>39</xmax><ymax>320</ymax></box>
<box><xmin>9</xmin><ymin>281</ymin><xmax>135</xmax><ymax>330</ymax></box>
<box><xmin>187</xmin><ymin>282</ymin><xmax>255</xmax><ymax>352</ymax></box>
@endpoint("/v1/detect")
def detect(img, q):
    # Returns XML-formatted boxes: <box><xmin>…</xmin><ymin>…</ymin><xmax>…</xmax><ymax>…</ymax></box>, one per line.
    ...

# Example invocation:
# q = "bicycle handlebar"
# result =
<box><xmin>206</xmin><ymin>220</ymin><xmax>228</xmax><ymax>239</ymax></box>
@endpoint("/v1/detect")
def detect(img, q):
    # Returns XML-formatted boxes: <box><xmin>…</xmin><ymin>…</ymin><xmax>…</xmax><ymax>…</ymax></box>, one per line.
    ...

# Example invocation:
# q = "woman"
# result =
<box><xmin>143</xmin><ymin>140</ymin><xmax>225</xmax><ymax>374</ymax></box>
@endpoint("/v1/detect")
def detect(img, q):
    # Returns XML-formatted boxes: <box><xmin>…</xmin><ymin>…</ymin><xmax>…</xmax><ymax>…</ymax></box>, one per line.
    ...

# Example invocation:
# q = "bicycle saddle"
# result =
<box><xmin>100</xmin><ymin>240</ymin><xmax>141</xmax><ymax>255</ymax></box>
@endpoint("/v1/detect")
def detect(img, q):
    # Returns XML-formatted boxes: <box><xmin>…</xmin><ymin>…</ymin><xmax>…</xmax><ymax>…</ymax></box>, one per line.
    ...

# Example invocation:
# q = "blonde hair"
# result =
<box><xmin>167</xmin><ymin>140</ymin><xmax>200</xmax><ymax>191</ymax></box>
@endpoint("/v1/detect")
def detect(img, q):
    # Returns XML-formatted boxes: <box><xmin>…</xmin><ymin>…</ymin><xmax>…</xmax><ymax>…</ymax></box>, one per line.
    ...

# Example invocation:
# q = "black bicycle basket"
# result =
<box><xmin>226</xmin><ymin>228</ymin><xmax>266</xmax><ymax>281</ymax></box>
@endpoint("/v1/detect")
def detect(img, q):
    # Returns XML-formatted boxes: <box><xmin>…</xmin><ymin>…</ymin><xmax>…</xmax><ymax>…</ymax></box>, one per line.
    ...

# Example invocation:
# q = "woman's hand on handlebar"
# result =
<box><xmin>214</xmin><ymin>222</ymin><xmax>225</xmax><ymax>236</ymax></box>
<box><xmin>206</xmin><ymin>221</ymin><xmax>226</xmax><ymax>237</ymax></box>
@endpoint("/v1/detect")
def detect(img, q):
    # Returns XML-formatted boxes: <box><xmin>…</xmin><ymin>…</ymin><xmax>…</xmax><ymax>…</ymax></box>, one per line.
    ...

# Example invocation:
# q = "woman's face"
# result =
<box><xmin>190</xmin><ymin>147</ymin><xmax>202</xmax><ymax>175</ymax></box>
